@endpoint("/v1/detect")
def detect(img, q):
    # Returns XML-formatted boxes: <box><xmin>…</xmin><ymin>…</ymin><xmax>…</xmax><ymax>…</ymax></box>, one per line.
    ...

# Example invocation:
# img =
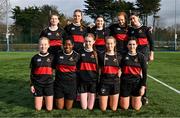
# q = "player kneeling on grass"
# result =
<box><xmin>98</xmin><ymin>36</ymin><xmax>122</xmax><ymax>112</ymax></box>
<box><xmin>30</xmin><ymin>37</ymin><xmax>54</xmax><ymax>111</ymax></box>
<box><xmin>77</xmin><ymin>33</ymin><xmax>99</xmax><ymax>110</ymax></box>
<box><xmin>120</xmin><ymin>37</ymin><xmax>147</xmax><ymax>110</ymax></box>
<box><xmin>54</xmin><ymin>38</ymin><xmax>80</xmax><ymax>110</ymax></box>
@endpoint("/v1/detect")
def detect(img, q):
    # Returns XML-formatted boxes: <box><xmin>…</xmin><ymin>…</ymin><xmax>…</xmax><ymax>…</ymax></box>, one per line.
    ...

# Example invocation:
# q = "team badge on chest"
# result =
<box><xmin>90</xmin><ymin>54</ymin><xmax>95</xmax><ymax>58</ymax></box>
<box><xmin>134</xmin><ymin>57</ymin><xmax>139</xmax><ymax>63</ymax></box>
<box><xmin>69</xmin><ymin>57</ymin><xmax>74</xmax><ymax>61</ymax></box>
<box><xmin>47</xmin><ymin>58</ymin><xmax>51</xmax><ymax>62</ymax></box>
<box><xmin>139</xmin><ymin>30</ymin><xmax>142</xmax><ymax>33</ymax></box>
<box><xmin>113</xmin><ymin>58</ymin><xmax>117</xmax><ymax>62</ymax></box>
<box><xmin>56</xmin><ymin>32</ymin><xmax>60</xmax><ymax>36</ymax></box>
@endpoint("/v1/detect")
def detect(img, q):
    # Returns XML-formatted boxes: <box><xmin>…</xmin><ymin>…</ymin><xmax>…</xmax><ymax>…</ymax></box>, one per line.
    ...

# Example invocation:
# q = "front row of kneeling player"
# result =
<box><xmin>30</xmin><ymin>34</ymin><xmax>147</xmax><ymax>111</ymax></box>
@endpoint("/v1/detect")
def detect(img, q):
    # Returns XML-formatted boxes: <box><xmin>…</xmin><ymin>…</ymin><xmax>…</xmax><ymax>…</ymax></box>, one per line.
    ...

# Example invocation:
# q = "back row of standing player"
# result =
<box><xmin>40</xmin><ymin>9</ymin><xmax>154</xmax><ymax>61</ymax></box>
<box><xmin>32</xmin><ymin>9</ymin><xmax>154</xmax><ymax>111</ymax></box>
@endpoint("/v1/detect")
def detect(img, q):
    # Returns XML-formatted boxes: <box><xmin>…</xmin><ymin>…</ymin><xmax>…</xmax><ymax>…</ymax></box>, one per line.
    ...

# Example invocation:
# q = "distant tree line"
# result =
<box><xmin>1</xmin><ymin>0</ymin><xmax>179</xmax><ymax>45</ymax></box>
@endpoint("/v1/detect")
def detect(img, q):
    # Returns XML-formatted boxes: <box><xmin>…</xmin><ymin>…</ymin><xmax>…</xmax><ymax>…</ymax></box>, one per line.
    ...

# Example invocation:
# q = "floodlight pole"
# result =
<box><xmin>6</xmin><ymin>0</ymin><xmax>9</xmax><ymax>52</ymax></box>
<box><xmin>174</xmin><ymin>0</ymin><xmax>177</xmax><ymax>51</ymax></box>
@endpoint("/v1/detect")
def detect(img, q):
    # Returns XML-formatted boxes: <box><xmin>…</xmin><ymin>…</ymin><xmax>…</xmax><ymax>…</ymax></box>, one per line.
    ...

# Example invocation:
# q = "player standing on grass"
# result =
<box><xmin>98</xmin><ymin>36</ymin><xmax>122</xmax><ymax>112</ymax></box>
<box><xmin>30</xmin><ymin>37</ymin><xmax>54</xmax><ymax>111</ymax></box>
<box><xmin>120</xmin><ymin>37</ymin><xmax>147</xmax><ymax>110</ymax></box>
<box><xmin>40</xmin><ymin>14</ymin><xmax>65</xmax><ymax>54</ymax></box>
<box><xmin>109</xmin><ymin>12</ymin><xmax>128</xmax><ymax>54</ymax></box>
<box><xmin>88</xmin><ymin>15</ymin><xmax>110</xmax><ymax>53</ymax></box>
<box><xmin>64</xmin><ymin>9</ymin><xmax>87</xmax><ymax>53</ymax></box>
<box><xmin>77</xmin><ymin>33</ymin><xmax>99</xmax><ymax>110</ymax></box>
<box><xmin>54</xmin><ymin>38</ymin><xmax>79</xmax><ymax>110</ymax></box>
<box><xmin>128</xmin><ymin>12</ymin><xmax>154</xmax><ymax>105</ymax></box>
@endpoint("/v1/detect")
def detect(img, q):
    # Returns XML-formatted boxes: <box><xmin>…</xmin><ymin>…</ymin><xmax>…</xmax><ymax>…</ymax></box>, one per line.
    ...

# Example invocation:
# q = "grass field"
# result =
<box><xmin>0</xmin><ymin>51</ymin><xmax>179</xmax><ymax>117</ymax></box>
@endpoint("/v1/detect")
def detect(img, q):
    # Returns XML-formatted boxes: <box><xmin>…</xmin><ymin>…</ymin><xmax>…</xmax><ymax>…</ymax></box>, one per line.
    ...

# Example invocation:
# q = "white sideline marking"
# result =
<box><xmin>148</xmin><ymin>74</ymin><xmax>180</xmax><ymax>94</ymax></box>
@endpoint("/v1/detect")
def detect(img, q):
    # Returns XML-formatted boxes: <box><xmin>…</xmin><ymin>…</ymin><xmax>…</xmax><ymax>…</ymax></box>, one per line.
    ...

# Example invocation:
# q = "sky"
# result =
<box><xmin>7</xmin><ymin>0</ymin><xmax>180</xmax><ymax>27</ymax></box>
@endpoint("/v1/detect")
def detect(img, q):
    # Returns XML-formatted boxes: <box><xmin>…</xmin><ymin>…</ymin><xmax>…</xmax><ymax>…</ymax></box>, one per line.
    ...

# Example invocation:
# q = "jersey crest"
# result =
<box><xmin>69</xmin><ymin>57</ymin><xmax>74</xmax><ymax>61</ymax></box>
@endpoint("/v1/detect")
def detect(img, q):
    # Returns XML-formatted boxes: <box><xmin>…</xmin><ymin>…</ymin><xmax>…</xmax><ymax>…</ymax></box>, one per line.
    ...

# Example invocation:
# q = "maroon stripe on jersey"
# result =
<box><xmin>56</xmin><ymin>65</ymin><xmax>76</xmax><ymax>72</ymax></box>
<box><xmin>34</xmin><ymin>67</ymin><xmax>52</xmax><ymax>75</ymax></box>
<box><xmin>49</xmin><ymin>40</ymin><xmax>62</xmax><ymax>46</ymax></box>
<box><xmin>114</xmin><ymin>34</ymin><xmax>128</xmax><ymax>41</ymax></box>
<box><xmin>72</xmin><ymin>35</ymin><xmax>84</xmax><ymax>43</ymax></box>
<box><xmin>94</xmin><ymin>38</ymin><xmax>105</xmax><ymax>45</ymax></box>
<box><xmin>137</xmin><ymin>38</ymin><xmax>148</xmax><ymax>45</ymax></box>
<box><xmin>123</xmin><ymin>66</ymin><xmax>141</xmax><ymax>75</ymax></box>
<box><xmin>80</xmin><ymin>62</ymin><xmax>97</xmax><ymax>71</ymax></box>
<box><xmin>102</xmin><ymin>66</ymin><xmax>119</xmax><ymax>74</ymax></box>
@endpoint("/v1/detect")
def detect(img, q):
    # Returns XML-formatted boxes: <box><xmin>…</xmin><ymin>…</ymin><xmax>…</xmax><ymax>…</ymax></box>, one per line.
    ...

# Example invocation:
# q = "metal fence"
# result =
<box><xmin>0</xmin><ymin>41</ymin><xmax>180</xmax><ymax>51</ymax></box>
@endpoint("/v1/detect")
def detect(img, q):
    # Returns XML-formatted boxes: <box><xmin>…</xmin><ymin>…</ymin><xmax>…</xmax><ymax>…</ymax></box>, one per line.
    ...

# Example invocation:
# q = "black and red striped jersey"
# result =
<box><xmin>109</xmin><ymin>24</ymin><xmax>128</xmax><ymax>53</ymax></box>
<box><xmin>40</xmin><ymin>27</ymin><xmax>66</xmax><ymax>54</ymax></box>
<box><xmin>40</xmin><ymin>27</ymin><xmax>65</xmax><ymax>46</ymax></box>
<box><xmin>89</xmin><ymin>26</ymin><xmax>110</xmax><ymax>46</ymax></box>
<box><xmin>30</xmin><ymin>53</ymin><xmax>54</xmax><ymax>86</ymax></box>
<box><xmin>127</xmin><ymin>26</ymin><xmax>154</xmax><ymax>52</ymax></box>
<box><xmin>64</xmin><ymin>23</ymin><xmax>87</xmax><ymax>44</ymax></box>
<box><xmin>54</xmin><ymin>51</ymin><xmax>80</xmax><ymax>81</ymax></box>
<box><xmin>98</xmin><ymin>52</ymin><xmax>122</xmax><ymax>84</ymax></box>
<box><xmin>78</xmin><ymin>49</ymin><xmax>99</xmax><ymax>83</ymax></box>
<box><xmin>120</xmin><ymin>52</ymin><xmax>147</xmax><ymax>86</ymax></box>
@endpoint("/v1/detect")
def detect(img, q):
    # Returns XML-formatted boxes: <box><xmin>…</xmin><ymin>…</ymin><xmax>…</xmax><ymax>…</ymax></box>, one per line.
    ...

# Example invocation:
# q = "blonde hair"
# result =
<box><xmin>105</xmin><ymin>36</ymin><xmax>116</xmax><ymax>44</ymax></box>
<box><xmin>85</xmin><ymin>33</ymin><xmax>95</xmax><ymax>40</ymax></box>
<box><xmin>39</xmin><ymin>37</ymin><xmax>50</xmax><ymax>44</ymax></box>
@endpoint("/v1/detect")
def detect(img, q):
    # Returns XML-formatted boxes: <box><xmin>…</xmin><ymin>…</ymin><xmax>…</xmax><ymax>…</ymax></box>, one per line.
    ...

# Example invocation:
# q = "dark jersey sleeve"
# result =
<box><xmin>146</xmin><ymin>27</ymin><xmax>154</xmax><ymax>51</ymax></box>
<box><xmin>138</xmin><ymin>53</ymin><xmax>147</xmax><ymax>86</ymax></box>
<box><xmin>29</xmin><ymin>56</ymin><xmax>34</xmax><ymax>86</ymax></box>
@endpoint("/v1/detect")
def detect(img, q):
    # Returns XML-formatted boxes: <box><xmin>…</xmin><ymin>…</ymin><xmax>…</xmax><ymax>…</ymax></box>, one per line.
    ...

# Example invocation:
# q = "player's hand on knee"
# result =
<box><xmin>139</xmin><ymin>86</ymin><xmax>145</xmax><ymax>96</ymax></box>
<box><xmin>31</xmin><ymin>86</ymin><xmax>35</xmax><ymax>93</ymax></box>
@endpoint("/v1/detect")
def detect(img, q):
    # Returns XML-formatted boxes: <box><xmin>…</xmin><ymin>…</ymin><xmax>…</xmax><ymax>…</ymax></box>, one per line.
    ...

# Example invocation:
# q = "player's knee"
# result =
<box><xmin>88</xmin><ymin>106</ymin><xmax>93</xmax><ymax>110</ymax></box>
<box><xmin>66</xmin><ymin>106</ymin><xmax>72</xmax><ymax>111</ymax></box>
<box><xmin>82</xmin><ymin>106</ymin><xmax>87</xmax><ymax>110</ymax></box>
<box><xmin>121</xmin><ymin>105</ymin><xmax>129</xmax><ymax>110</ymax></box>
<box><xmin>100</xmin><ymin>106</ymin><xmax>107</xmax><ymax>112</ymax></box>
<box><xmin>111</xmin><ymin>107</ymin><xmax>117</xmax><ymax>112</ymax></box>
<box><xmin>56</xmin><ymin>105</ymin><xmax>64</xmax><ymax>110</ymax></box>
<box><xmin>35</xmin><ymin>107</ymin><xmax>42</xmax><ymax>111</ymax></box>
<box><xmin>46</xmin><ymin>106</ymin><xmax>53</xmax><ymax>111</ymax></box>
<box><xmin>133</xmin><ymin>106</ymin><xmax>141</xmax><ymax>111</ymax></box>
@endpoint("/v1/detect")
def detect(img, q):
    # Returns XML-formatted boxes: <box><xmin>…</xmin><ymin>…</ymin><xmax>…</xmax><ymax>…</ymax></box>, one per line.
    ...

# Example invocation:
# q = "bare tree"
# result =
<box><xmin>0</xmin><ymin>0</ymin><xmax>6</xmax><ymax>20</ymax></box>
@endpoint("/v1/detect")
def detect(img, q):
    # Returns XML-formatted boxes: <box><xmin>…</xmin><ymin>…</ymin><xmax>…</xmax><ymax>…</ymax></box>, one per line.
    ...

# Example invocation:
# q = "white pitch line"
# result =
<box><xmin>148</xmin><ymin>74</ymin><xmax>180</xmax><ymax>94</ymax></box>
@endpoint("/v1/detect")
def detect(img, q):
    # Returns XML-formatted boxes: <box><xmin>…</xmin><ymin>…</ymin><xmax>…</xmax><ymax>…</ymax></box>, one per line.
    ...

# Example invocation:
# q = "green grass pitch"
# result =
<box><xmin>0</xmin><ymin>51</ymin><xmax>179</xmax><ymax>117</ymax></box>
